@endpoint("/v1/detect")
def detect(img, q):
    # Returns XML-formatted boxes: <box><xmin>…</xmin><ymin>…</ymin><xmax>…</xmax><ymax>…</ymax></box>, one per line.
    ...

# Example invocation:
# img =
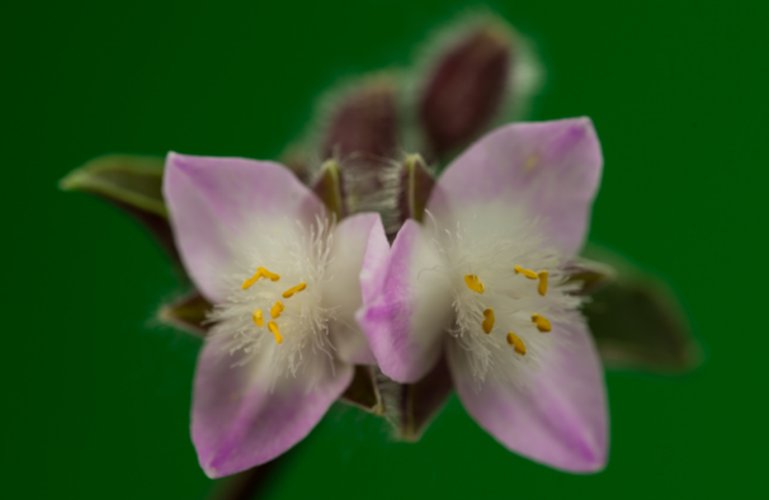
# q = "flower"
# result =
<box><xmin>359</xmin><ymin>118</ymin><xmax>609</xmax><ymax>472</ymax></box>
<box><xmin>163</xmin><ymin>153</ymin><xmax>389</xmax><ymax>478</ymax></box>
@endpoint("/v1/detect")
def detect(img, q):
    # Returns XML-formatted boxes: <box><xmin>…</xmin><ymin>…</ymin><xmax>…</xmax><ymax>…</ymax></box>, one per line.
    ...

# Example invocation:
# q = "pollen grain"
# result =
<box><xmin>267</xmin><ymin>321</ymin><xmax>284</xmax><ymax>344</ymax></box>
<box><xmin>251</xmin><ymin>308</ymin><xmax>264</xmax><ymax>327</ymax></box>
<box><xmin>514</xmin><ymin>265</ymin><xmax>538</xmax><ymax>280</ymax></box>
<box><xmin>282</xmin><ymin>282</ymin><xmax>307</xmax><ymax>299</ymax></box>
<box><xmin>270</xmin><ymin>300</ymin><xmax>285</xmax><ymax>319</ymax></box>
<box><xmin>464</xmin><ymin>274</ymin><xmax>485</xmax><ymax>294</ymax></box>
<box><xmin>506</xmin><ymin>332</ymin><xmax>527</xmax><ymax>355</ymax></box>
<box><xmin>482</xmin><ymin>308</ymin><xmax>495</xmax><ymax>334</ymax></box>
<box><xmin>537</xmin><ymin>271</ymin><xmax>549</xmax><ymax>296</ymax></box>
<box><xmin>531</xmin><ymin>314</ymin><xmax>552</xmax><ymax>333</ymax></box>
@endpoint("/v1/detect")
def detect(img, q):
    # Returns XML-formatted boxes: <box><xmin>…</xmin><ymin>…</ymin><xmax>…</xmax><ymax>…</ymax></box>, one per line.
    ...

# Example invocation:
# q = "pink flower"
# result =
<box><xmin>163</xmin><ymin>154</ymin><xmax>388</xmax><ymax>477</ymax></box>
<box><xmin>359</xmin><ymin>118</ymin><xmax>609</xmax><ymax>472</ymax></box>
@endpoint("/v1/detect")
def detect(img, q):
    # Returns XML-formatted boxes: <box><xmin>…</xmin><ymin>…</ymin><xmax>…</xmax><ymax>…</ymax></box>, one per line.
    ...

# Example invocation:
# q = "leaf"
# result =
<box><xmin>60</xmin><ymin>155</ymin><xmax>182</xmax><ymax>264</ymax></box>
<box><xmin>582</xmin><ymin>245</ymin><xmax>699</xmax><ymax>373</ymax></box>
<box><xmin>566</xmin><ymin>257</ymin><xmax>616</xmax><ymax>295</ymax></box>
<box><xmin>158</xmin><ymin>290</ymin><xmax>213</xmax><ymax>337</ymax></box>
<box><xmin>60</xmin><ymin>154</ymin><xmax>166</xmax><ymax>216</ymax></box>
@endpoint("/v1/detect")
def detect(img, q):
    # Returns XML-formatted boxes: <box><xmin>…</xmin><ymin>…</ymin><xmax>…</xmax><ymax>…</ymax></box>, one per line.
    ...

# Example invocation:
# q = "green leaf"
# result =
<box><xmin>60</xmin><ymin>154</ymin><xmax>166</xmax><ymax>216</ymax></box>
<box><xmin>60</xmin><ymin>154</ymin><xmax>183</xmax><ymax>265</ymax></box>
<box><xmin>582</xmin><ymin>245</ymin><xmax>699</xmax><ymax>373</ymax></box>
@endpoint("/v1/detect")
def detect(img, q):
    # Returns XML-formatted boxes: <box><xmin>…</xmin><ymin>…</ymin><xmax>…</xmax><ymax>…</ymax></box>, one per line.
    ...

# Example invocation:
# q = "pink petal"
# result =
<box><xmin>192</xmin><ymin>336</ymin><xmax>353</xmax><ymax>478</ymax></box>
<box><xmin>447</xmin><ymin>319</ymin><xmax>609</xmax><ymax>472</ymax></box>
<box><xmin>323</xmin><ymin>213</ymin><xmax>388</xmax><ymax>365</ymax></box>
<box><xmin>163</xmin><ymin>153</ymin><xmax>325</xmax><ymax>302</ymax></box>
<box><xmin>358</xmin><ymin>220</ymin><xmax>452</xmax><ymax>383</ymax></box>
<box><xmin>428</xmin><ymin>118</ymin><xmax>603</xmax><ymax>256</ymax></box>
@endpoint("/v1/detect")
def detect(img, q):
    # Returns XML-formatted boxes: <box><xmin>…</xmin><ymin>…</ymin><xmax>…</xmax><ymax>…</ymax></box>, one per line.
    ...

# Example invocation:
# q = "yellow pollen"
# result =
<box><xmin>514</xmin><ymin>265</ymin><xmax>538</xmax><ymax>280</ymax></box>
<box><xmin>464</xmin><ymin>274</ymin><xmax>485</xmax><ymax>294</ymax></box>
<box><xmin>282</xmin><ymin>282</ymin><xmax>307</xmax><ymax>299</ymax></box>
<box><xmin>532</xmin><ymin>314</ymin><xmax>552</xmax><ymax>332</ymax></box>
<box><xmin>267</xmin><ymin>321</ymin><xmax>283</xmax><ymax>344</ymax></box>
<box><xmin>241</xmin><ymin>266</ymin><xmax>281</xmax><ymax>289</ymax></box>
<box><xmin>537</xmin><ymin>271</ymin><xmax>549</xmax><ymax>296</ymax></box>
<box><xmin>270</xmin><ymin>300</ymin><xmax>284</xmax><ymax>319</ymax></box>
<box><xmin>506</xmin><ymin>332</ymin><xmax>527</xmax><ymax>355</ymax></box>
<box><xmin>251</xmin><ymin>309</ymin><xmax>264</xmax><ymax>327</ymax></box>
<box><xmin>482</xmin><ymin>308</ymin><xmax>495</xmax><ymax>334</ymax></box>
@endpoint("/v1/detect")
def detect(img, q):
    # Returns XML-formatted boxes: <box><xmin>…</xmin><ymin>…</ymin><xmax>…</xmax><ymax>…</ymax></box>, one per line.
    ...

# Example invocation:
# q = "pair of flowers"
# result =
<box><xmin>165</xmin><ymin>117</ymin><xmax>608</xmax><ymax>478</ymax></box>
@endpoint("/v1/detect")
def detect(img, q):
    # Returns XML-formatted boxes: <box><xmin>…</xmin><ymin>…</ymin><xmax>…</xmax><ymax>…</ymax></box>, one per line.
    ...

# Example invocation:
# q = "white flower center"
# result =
<box><xmin>430</xmin><ymin>206</ymin><xmax>583</xmax><ymax>386</ymax></box>
<box><xmin>207</xmin><ymin>218</ymin><xmax>335</xmax><ymax>381</ymax></box>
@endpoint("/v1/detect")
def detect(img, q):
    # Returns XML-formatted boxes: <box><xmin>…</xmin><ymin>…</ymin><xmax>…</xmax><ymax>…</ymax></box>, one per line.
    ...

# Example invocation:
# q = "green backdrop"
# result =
<box><xmin>4</xmin><ymin>0</ymin><xmax>768</xmax><ymax>498</ymax></box>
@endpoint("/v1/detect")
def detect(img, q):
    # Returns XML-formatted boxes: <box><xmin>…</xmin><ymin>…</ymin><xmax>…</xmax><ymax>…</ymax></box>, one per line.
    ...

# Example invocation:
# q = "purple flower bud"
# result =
<box><xmin>418</xmin><ymin>19</ymin><xmax>514</xmax><ymax>159</ymax></box>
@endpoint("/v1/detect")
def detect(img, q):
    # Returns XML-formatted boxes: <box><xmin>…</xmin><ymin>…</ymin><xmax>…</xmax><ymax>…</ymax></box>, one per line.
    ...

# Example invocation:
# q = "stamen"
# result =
<box><xmin>531</xmin><ymin>314</ymin><xmax>552</xmax><ymax>332</ymax></box>
<box><xmin>482</xmin><ymin>308</ymin><xmax>495</xmax><ymax>334</ymax></box>
<box><xmin>241</xmin><ymin>266</ymin><xmax>281</xmax><ymax>289</ymax></box>
<box><xmin>537</xmin><ymin>271</ymin><xmax>549</xmax><ymax>296</ymax></box>
<box><xmin>282</xmin><ymin>282</ymin><xmax>307</xmax><ymax>299</ymax></box>
<box><xmin>514</xmin><ymin>265</ymin><xmax>538</xmax><ymax>280</ymax></box>
<box><xmin>270</xmin><ymin>300</ymin><xmax>285</xmax><ymax>319</ymax></box>
<box><xmin>267</xmin><ymin>321</ymin><xmax>284</xmax><ymax>344</ymax></box>
<box><xmin>464</xmin><ymin>274</ymin><xmax>485</xmax><ymax>294</ymax></box>
<box><xmin>506</xmin><ymin>332</ymin><xmax>527</xmax><ymax>355</ymax></box>
<box><xmin>251</xmin><ymin>308</ymin><xmax>264</xmax><ymax>327</ymax></box>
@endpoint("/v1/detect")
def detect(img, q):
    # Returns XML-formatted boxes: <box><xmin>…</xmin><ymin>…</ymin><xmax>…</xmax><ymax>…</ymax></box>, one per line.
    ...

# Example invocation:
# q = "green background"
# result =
<box><xmin>4</xmin><ymin>0</ymin><xmax>768</xmax><ymax>498</ymax></box>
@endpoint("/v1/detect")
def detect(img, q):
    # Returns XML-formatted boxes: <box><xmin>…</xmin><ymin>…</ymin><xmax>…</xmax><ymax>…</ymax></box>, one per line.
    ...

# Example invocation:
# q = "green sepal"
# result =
<box><xmin>399</xmin><ymin>154</ymin><xmax>435</xmax><ymax>223</ymax></box>
<box><xmin>582</xmin><ymin>245</ymin><xmax>699</xmax><ymax>373</ymax></box>
<box><xmin>60</xmin><ymin>154</ymin><xmax>182</xmax><ymax>264</ymax></box>
<box><xmin>60</xmin><ymin>154</ymin><xmax>166</xmax><ymax>216</ymax></box>
<box><xmin>158</xmin><ymin>291</ymin><xmax>213</xmax><ymax>337</ymax></box>
<box><xmin>340</xmin><ymin>365</ymin><xmax>385</xmax><ymax>415</ymax></box>
<box><xmin>396</xmin><ymin>356</ymin><xmax>453</xmax><ymax>441</ymax></box>
<box><xmin>311</xmin><ymin>159</ymin><xmax>345</xmax><ymax>220</ymax></box>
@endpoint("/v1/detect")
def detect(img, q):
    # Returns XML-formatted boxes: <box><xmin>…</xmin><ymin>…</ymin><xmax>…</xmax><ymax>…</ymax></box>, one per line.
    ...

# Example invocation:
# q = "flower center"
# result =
<box><xmin>240</xmin><ymin>266</ymin><xmax>309</xmax><ymax>345</ymax></box>
<box><xmin>463</xmin><ymin>267</ymin><xmax>554</xmax><ymax>357</ymax></box>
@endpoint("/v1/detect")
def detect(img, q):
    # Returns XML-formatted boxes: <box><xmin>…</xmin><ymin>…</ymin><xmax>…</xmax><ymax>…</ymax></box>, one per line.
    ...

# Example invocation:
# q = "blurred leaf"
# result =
<box><xmin>397</xmin><ymin>357</ymin><xmax>453</xmax><ymax>441</ymax></box>
<box><xmin>60</xmin><ymin>155</ymin><xmax>182</xmax><ymax>264</ymax></box>
<box><xmin>398</xmin><ymin>154</ymin><xmax>435</xmax><ymax>223</ymax></box>
<box><xmin>582</xmin><ymin>245</ymin><xmax>699</xmax><ymax>373</ymax></box>
<box><xmin>566</xmin><ymin>257</ymin><xmax>616</xmax><ymax>295</ymax></box>
<box><xmin>341</xmin><ymin>365</ymin><xmax>385</xmax><ymax>415</ymax></box>
<box><xmin>60</xmin><ymin>154</ymin><xmax>166</xmax><ymax>216</ymax></box>
<box><xmin>158</xmin><ymin>290</ymin><xmax>212</xmax><ymax>337</ymax></box>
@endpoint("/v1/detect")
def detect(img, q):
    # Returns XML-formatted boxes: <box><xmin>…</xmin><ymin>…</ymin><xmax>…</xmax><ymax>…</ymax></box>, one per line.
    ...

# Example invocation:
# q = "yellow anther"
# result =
<box><xmin>506</xmin><ymin>332</ymin><xmax>527</xmax><ymax>355</ymax></box>
<box><xmin>282</xmin><ymin>282</ymin><xmax>307</xmax><ymax>299</ymax></box>
<box><xmin>531</xmin><ymin>314</ymin><xmax>552</xmax><ymax>333</ymax></box>
<box><xmin>260</xmin><ymin>267</ymin><xmax>281</xmax><ymax>282</ymax></box>
<box><xmin>270</xmin><ymin>300</ymin><xmax>284</xmax><ymax>319</ymax></box>
<box><xmin>241</xmin><ymin>266</ymin><xmax>281</xmax><ymax>290</ymax></box>
<box><xmin>537</xmin><ymin>271</ymin><xmax>549</xmax><ymax>296</ymax></box>
<box><xmin>267</xmin><ymin>321</ymin><xmax>283</xmax><ymax>344</ymax></box>
<box><xmin>464</xmin><ymin>274</ymin><xmax>485</xmax><ymax>294</ymax></box>
<box><xmin>514</xmin><ymin>265</ymin><xmax>538</xmax><ymax>280</ymax></box>
<box><xmin>251</xmin><ymin>309</ymin><xmax>264</xmax><ymax>327</ymax></box>
<box><xmin>482</xmin><ymin>308</ymin><xmax>495</xmax><ymax>334</ymax></box>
